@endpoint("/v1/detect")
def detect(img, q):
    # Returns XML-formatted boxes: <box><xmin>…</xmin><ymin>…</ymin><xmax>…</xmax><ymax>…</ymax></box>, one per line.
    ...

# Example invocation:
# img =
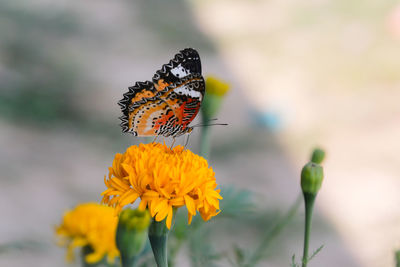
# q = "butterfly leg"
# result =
<box><xmin>152</xmin><ymin>135</ymin><xmax>158</xmax><ymax>143</ymax></box>
<box><xmin>183</xmin><ymin>133</ymin><xmax>191</xmax><ymax>150</ymax></box>
<box><xmin>170</xmin><ymin>137</ymin><xmax>176</xmax><ymax>149</ymax></box>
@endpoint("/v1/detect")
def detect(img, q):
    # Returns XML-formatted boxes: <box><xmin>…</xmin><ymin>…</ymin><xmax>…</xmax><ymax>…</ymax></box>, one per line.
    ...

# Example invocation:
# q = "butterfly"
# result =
<box><xmin>118</xmin><ymin>48</ymin><xmax>205</xmax><ymax>138</ymax></box>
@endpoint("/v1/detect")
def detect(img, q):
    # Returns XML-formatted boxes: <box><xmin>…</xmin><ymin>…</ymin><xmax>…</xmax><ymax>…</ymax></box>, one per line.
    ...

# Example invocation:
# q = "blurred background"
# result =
<box><xmin>1</xmin><ymin>0</ymin><xmax>400</xmax><ymax>266</ymax></box>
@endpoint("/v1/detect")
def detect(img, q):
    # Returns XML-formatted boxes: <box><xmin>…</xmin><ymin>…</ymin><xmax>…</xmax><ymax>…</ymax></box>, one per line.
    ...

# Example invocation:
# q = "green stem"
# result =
<box><xmin>200</xmin><ymin>124</ymin><xmax>211</xmax><ymax>158</ymax></box>
<box><xmin>120</xmin><ymin>253</ymin><xmax>138</xmax><ymax>267</ymax></box>
<box><xmin>302</xmin><ymin>192</ymin><xmax>316</xmax><ymax>267</ymax></box>
<box><xmin>149</xmin><ymin>234</ymin><xmax>168</xmax><ymax>267</ymax></box>
<box><xmin>148</xmin><ymin>220</ymin><xmax>171</xmax><ymax>267</ymax></box>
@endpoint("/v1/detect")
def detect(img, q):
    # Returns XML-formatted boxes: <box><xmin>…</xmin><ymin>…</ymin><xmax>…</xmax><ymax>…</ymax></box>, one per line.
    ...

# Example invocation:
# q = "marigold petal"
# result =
<box><xmin>109</xmin><ymin>196</ymin><xmax>120</xmax><ymax>206</ymax></box>
<box><xmin>101</xmin><ymin>188</ymin><xmax>118</xmax><ymax>196</ymax></box>
<box><xmin>119</xmin><ymin>190</ymin><xmax>139</xmax><ymax>206</ymax></box>
<box><xmin>166</xmin><ymin>205</ymin><xmax>173</xmax><ymax>229</ymax></box>
<box><xmin>209</xmin><ymin>190</ymin><xmax>223</xmax><ymax>200</ymax></box>
<box><xmin>108</xmin><ymin>168</ymin><xmax>113</xmax><ymax>179</ymax></box>
<box><xmin>154</xmin><ymin>200</ymin><xmax>169</xmax><ymax>221</ymax></box>
<box><xmin>202</xmin><ymin>202</ymin><xmax>209</xmax><ymax>214</ymax></box>
<box><xmin>155</xmin><ymin>211</ymin><xmax>167</xmax><ymax>222</ymax></box>
<box><xmin>205</xmin><ymin>195</ymin><xmax>220</xmax><ymax>209</ymax></box>
<box><xmin>200</xmin><ymin>211</ymin><xmax>209</xmax><ymax>221</ymax></box>
<box><xmin>71</xmin><ymin>237</ymin><xmax>88</xmax><ymax>248</ymax></box>
<box><xmin>121</xmin><ymin>163</ymin><xmax>134</xmax><ymax>176</ymax></box>
<box><xmin>129</xmin><ymin>173</ymin><xmax>139</xmax><ymax>192</ymax></box>
<box><xmin>138</xmin><ymin>199</ymin><xmax>148</xmax><ymax>211</ymax></box>
<box><xmin>143</xmin><ymin>190</ymin><xmax>160</xmax><ymax>198</ymax></box>
<box><xmin>149</xmin><ymin>198</ymin><xmax>161</xmax><ymax>217</ymax></box>
<box><xmin>109</xmin><ymin>177</ymin><xmax>130</xmax><ymax>191</ymax></box>
<box><xmin>188</xmin><ymin>213</ymin><xmax>193</xmax><ymax>225</ymax></box>
<box><xmin>169</xmin><ymin>197</ymin><xmax>184</xmax><ymax>206</ymax></box>
<box><xmin>184</xmin><ymin>195</ymin><xmax>196</xmax><ymax>215</ymax></box>
<box><xmin>85</xmin><ymin>251</ymin><xmax>104</xmax><ymax>264</ymax></box>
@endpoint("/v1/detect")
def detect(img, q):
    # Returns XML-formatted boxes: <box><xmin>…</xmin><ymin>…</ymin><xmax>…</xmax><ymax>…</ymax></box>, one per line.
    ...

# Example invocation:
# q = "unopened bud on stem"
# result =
<box><xmin>117</xmin><ymin>208</ymin><xmax>151</xmax><ymax>267</ymax></box>
<box><xmin>301</xmin><ymin>162</ymin><xmax>324</xmax><ymax>196</ymax></box>
<box><xmin>311</xmin><ymin>148</ymin><xmax>325</xmax><ymax>164</ymax></box>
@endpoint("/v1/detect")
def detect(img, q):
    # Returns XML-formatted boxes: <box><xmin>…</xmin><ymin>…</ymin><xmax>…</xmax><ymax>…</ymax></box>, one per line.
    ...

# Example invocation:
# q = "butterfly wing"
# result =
<box><xmin>128</xmin><ymin>98</ymin><xmax>179</xmax><ymax>136</ymax></box>
<box><xmin>156</xmin><ymin>74</ymin><xmax>205</xmax><ymax>133</ymax></box>
<box><xmin>119</xmin><ymin>48</ymin><xmax>204</xmax><ymax>137</ymax></box>
<box><xmin>152</xmin><ymin>48</ymin><xmax>202</xmax><ymax>92</ymax></box>
<box><xmin>119</xmin><ymin>80</ymin><xmax>181</xmax><ymax>136</ymax></box>
<box><xmin>152</xmin><ymin>48</ymin><xmax>204</xmax><ymax>135</ymax></box>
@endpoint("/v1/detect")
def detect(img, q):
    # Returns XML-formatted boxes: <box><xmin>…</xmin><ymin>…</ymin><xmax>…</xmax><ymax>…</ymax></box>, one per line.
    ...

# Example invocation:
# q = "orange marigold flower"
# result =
<box><xmin>55</xmin><ymin>203</ymin><xmax>119</xmax><ymax>264</ymax></box>
<box><xmin>101</xmin><ymin>143</ymin><xmax>222</xmax><ymax>229</ymax></box>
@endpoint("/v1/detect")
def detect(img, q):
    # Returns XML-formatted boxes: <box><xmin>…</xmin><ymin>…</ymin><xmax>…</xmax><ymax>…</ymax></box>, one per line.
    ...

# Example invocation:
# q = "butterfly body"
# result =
<box><xmin>119</xmin><ymin>48</ymin><xmax>205</xmax><ymax>137</ymax></box>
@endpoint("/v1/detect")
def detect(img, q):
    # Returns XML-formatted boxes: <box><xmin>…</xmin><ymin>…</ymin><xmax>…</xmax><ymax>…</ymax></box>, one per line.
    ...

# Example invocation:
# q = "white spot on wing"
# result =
<box><xmin>171</xmin><ymin>64</ymin><xmax>190</xmax><ymax>78</ymax></box>
<box><xmin>173</xmin><ymin>84</ymin><xmax>202</xmax><ymax>99</ymax></box>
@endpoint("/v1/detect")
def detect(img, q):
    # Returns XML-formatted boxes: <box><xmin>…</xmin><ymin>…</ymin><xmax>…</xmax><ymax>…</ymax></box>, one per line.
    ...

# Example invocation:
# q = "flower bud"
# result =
<box><xmin>311</xmin><ymin>148</ymin><xmax>325</xmax><ymax>164</ymax></box>
<box><xmin>301</xmin><ymin>162</ymin><xmax>324</xmax><ymax>195</ymax></box>
<box><xmin>395</xmin><ymin>249</ymin><xmax>400</xmax><ymax>267</ymax></box>
<box><xmin>116</xmin><ymin>208</ymin><xmax>151</xmax><ymax>266</ymax></box>
<box><xmin>201</xmin><ymin>76</ymin><xmax>230</xmax><ymax>120</ymax></box>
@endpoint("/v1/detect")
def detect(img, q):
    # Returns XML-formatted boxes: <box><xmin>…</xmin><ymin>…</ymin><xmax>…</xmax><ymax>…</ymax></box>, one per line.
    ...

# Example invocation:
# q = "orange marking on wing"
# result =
<box><xmin>157</xmin><ymin>78</ymin><xmax>201</xmax><ymax>123</ymax></box>
<box><xmin>163</xmin><ymin>98</ymin><xmax>183</xmax><ymax>122</ymax></box>
<box><xmin>182</xmin><ymin>98</ymin><xmax>201</xmax><ymax>127</ymax></box>
<box><xmin>127</xmin><ymin>100</ymin><xmax>153</xmax><ymax>131</ymax></box>
<box><xmin>135</xmin><ymin>102</ymin><xmax>173</xmax><ymax>136</ymax></box>
<box><xmin>126</xmin><ymin>77</ymin><xmax>203</xmax><ymax>135</ymax></box>
<box><xmin>130</xmin><ymin>90</ymin><xmax>155</xmax><ymax>104</ymax></box>
<box><xmin>154</xmin><ymin>109</ymin><xmax>174</xmax><ymax>130</ymax></box>
<box><xmin>154</xmin><ymin>79</ymin><xmax>170</xmax><ymax>92</ymax></box>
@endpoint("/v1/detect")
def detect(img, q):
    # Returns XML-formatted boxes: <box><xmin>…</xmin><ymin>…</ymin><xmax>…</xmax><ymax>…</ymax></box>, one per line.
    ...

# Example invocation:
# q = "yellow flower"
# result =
<box><xmin>55</xmin><ymin>203</ymin><xmax>119</xmax><ymax>264</ymax></box>
<box><xmin>205</xmin><ymin>76</ymin><xmax>230</xmax><ymax>96</ymax></box>
<box><xmin>202</xmin><ymin>76</ymin><xmax>231</xmax><ymax>121</ymax></box>
<box><xmin>101</xmin><ymin>143</ymin><xmax>222</xmax><ymax>229</ymax></box>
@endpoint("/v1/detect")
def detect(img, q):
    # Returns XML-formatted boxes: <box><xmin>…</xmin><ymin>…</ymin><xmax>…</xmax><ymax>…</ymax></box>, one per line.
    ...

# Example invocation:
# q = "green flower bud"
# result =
<box><xmin>311</xmin><ymin>148</ymin><xmax>325</xmax><ymax>164</ymax></box>
<box><xmin>116</xmin><ymin>209</ymin><xmax>151</xmax><ymax>267</ymax></box>
<box><xmin>301</xmin><ymin>162</ymin><xmax>324</xmax><ymax>195</ymax></box>
<box><xmin>119</xmin><ymin>208</ymin><xmax>151</xmax><ymax>231</ymax></box>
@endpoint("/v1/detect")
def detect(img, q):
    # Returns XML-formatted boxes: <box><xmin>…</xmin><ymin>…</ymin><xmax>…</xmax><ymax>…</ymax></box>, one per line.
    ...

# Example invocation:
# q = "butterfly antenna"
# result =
<box><xmin>191</xmin><ymin>123</ymin><xmax>228</xmax><ymax>128</ymax></box>
<box><xmin>191</xmin><ymin>118</ymin><xmax>219</xmax><ymax>127</ymax></box>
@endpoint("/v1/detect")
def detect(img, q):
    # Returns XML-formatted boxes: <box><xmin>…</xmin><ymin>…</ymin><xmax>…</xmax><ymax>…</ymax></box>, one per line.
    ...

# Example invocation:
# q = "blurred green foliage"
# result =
<box><xmin>127</xmin><ymin>187</ymin><xmax>303</xmax><ymax>267</ymax></box>
<box><xmin>0</xmin><ymin>1</ymin><xmax>86</xmax><ymax>125</ymax></box>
